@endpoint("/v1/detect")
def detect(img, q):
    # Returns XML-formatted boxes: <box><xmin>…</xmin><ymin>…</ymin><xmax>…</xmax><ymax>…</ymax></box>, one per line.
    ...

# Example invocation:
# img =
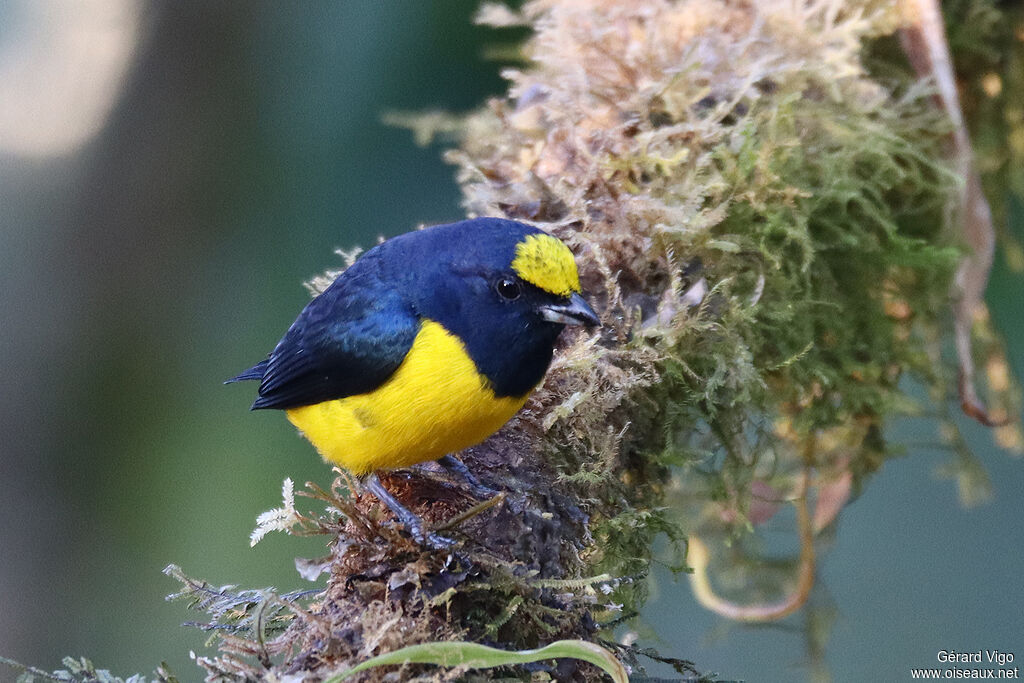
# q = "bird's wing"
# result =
<box><xmin>250</xmin><ymin>272</ymin><xmax>419</xmax><ymax>410</ymax></box>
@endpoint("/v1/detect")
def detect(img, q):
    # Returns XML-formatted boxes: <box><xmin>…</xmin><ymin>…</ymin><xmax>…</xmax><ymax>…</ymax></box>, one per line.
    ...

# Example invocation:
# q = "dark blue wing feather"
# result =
<box><xmin>233</xmin><ymin>250</ymin><xmax>419</xmax><ymax>410</ymax></box>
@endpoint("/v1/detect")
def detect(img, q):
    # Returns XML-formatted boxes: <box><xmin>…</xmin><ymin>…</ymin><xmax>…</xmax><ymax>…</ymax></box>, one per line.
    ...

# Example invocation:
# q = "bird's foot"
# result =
<box><xmin>364</xmin><ymin>472</ymin><xmax>455</xmax><ymax>549</ymax></box>
<box><xmin>437</xmin><ymin>454</ymin><xmax>499</xmax><ymax>498</ymax></box>
<box><xmin>417</xmin><ymin>528</ymin><xmax>456</xmax><ymax>550</ymax></box>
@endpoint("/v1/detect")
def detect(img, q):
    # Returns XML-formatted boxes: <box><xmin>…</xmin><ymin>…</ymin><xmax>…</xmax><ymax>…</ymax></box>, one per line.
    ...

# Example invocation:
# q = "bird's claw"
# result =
<box><xmin>415</xmin><ymin>529</ymin><xmax>456</xmax><ymax>549</ymax></box>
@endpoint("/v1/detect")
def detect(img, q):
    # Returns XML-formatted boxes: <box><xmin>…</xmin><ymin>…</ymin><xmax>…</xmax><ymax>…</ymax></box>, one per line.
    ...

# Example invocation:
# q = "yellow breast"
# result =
<box><xmin>284</xmin><ymin>319</ymin><xmax>529</xmax><ymax>475</ymax></box>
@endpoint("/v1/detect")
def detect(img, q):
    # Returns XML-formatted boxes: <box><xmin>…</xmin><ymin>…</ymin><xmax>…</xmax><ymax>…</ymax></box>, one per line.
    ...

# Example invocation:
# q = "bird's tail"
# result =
<box><xmin>224</xmin><ymin>359</ymin><xmax>269</xmax><ymax>384</ymax></box>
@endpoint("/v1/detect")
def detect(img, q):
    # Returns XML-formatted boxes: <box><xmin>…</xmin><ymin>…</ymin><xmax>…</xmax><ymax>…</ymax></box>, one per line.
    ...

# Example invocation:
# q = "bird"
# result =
<box><xmin>227</xmin><ymin>217</ymin><xmax>599</xmax><ymax>547</ymax></box>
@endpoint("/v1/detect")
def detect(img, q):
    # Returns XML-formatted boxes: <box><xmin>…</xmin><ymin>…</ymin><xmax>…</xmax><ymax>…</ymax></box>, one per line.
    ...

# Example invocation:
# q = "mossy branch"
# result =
<box><xmin>10</xmin><ymin>2</ymin><xmax>1016</xmax><ymax>682</ymax></box>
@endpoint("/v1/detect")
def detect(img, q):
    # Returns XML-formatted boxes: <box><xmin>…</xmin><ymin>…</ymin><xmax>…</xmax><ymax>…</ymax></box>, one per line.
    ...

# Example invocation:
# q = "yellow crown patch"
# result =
<box><xmin>511</xmin><ymin>233</ymin><xmax>581</xmax><ymax>297</ymax></box>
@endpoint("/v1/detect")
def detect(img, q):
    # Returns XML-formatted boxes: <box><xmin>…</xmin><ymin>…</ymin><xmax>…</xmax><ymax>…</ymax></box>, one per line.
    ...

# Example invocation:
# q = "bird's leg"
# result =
<box><xmin>363</xmin><ymin>472</ymin><xmax>454</xmax><ymax>549</ymax></box>
<box><xmin>437</xmin><ymin>454</ymin><xmax>499</xmax><ymax>498</ymax></box>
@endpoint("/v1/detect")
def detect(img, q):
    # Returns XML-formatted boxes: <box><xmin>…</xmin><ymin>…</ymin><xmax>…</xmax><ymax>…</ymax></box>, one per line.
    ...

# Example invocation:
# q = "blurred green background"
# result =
<box><xmin>0</xmin><ymin>2</ymin><xmax>1021</xmax><ymax>682</ymax></box>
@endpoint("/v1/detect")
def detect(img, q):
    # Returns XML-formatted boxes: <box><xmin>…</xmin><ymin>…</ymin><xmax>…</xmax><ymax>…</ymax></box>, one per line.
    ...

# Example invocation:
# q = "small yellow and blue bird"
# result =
<box><xmin>228</xmin><ymin>218</ymin><xmax>599</xmax><ymax>547</ymax></box>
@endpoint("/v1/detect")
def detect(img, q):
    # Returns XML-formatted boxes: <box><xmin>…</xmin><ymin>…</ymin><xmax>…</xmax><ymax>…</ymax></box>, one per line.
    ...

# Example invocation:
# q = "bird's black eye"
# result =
<box><xmin>495</xmin><ymin>277</ymin><xmax>521</xmax><ymax>300</ymax></box>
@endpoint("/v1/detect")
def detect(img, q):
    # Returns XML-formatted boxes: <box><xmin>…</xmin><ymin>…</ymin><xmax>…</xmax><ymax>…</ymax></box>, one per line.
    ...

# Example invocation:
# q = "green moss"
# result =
<box><xmin>446</xmin><ymin>0</ymin><xmax>1017</xmax><ymax>623</ymax></box>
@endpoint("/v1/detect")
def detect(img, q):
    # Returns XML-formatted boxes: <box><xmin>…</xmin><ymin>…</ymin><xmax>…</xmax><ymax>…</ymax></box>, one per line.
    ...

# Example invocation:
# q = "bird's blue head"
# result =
<box><xmin>382</xmin><ymin>218</ymin><xmax>599</xmax><ymax>397</ymax></box>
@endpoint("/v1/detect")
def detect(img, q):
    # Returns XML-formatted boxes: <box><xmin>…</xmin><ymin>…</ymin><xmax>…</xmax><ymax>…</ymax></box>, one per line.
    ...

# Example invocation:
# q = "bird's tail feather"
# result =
<box><xmin>224</xmin><ymin>359</ymin><xmax>269</xmax><ymax>384</ymax></box>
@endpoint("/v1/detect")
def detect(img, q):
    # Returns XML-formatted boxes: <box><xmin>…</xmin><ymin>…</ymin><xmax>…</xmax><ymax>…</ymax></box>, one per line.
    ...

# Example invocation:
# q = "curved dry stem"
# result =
<box><xmin>687</xmin><ymin>465</ymin><xmax>816</xmax><ymax>623</ymax></box>
<box><xmin>900</xmin><ymin>0</ymin><xmax>1003</xmax><ymax>427</ymax></box>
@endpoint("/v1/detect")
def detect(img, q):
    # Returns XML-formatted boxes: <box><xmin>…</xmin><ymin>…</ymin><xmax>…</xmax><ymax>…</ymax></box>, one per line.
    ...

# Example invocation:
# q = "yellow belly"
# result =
<box><xmin>285</xmin><ymin>319</ymin><xmax>529</xmax><ymax>475</ymax></box>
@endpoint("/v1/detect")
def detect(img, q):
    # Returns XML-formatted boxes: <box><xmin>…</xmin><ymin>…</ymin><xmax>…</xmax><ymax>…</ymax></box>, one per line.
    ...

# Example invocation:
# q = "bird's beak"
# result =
<box><xmin>539</xmin><ymin>292</ymin><xmax>600</xmax><ymax>327</ymax></box>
